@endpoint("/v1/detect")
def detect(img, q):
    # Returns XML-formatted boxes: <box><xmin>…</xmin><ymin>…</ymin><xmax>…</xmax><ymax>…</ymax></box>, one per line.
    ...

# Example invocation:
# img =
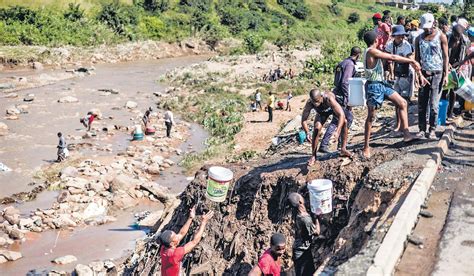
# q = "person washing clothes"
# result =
<box><xmin>80</xmin><ymin>112</ymin><xmax>95</xmax><ymax>132</ymax></box>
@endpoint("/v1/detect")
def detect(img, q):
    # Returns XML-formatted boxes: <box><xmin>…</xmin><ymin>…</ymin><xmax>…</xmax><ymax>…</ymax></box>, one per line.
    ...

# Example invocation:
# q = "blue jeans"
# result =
<box><xmin>320</xmin><ymin>108</ymin><xmax>353</xmax><ymax>148</ymax></box>
<box><xmin>418</xmin><ymin>72</ymin><xmax>442</xmax><ymax>132</ymax></box>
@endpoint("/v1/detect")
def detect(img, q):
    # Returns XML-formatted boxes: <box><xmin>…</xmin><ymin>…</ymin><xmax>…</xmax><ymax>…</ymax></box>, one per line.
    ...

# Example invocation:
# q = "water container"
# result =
<box><xmin>307</xmin><ymin>179</ymin><xmax>333</xmax><ymax>215</ymax></box>
<box><xmin>348</xmin><ymin>78</ymin><xmax>367</xmax><ymax>107</ymax></box>
<box><xmin>145</xmin><ymin>127</ymin><xmax>156</xmax><ymax>135</ymax></box>
<box><xmin>438</xmin><ymin>100</ymin><xmax>449</xmax><ymax>126</ymax></box>
<box><xmin>444</xmin><ymin>70</ymin><xmax>459</xmax><ymax>90</ymax></box>
<box><xmin>455</xmin><ymin>76</ymin><xmax>474</xmax><ymax>102</ymax></box>
<box><xmin>297</xmin><ymin>130</ymin><xmax>307</xmax><ymax>144</ymax></box>
<box><xmin>206</xmin><ymin>166</ymin><xmax>234</xmax><ymax>202</ymax></box>
<box><xmin>133</xmin><ymin>125</ymin><xmax>144</xmax><ymax>141</ymax></box>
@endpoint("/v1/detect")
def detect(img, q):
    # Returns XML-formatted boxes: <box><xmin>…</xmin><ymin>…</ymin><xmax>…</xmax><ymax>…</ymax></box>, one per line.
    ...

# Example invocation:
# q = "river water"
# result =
<box><xmin>0</xmin><ymin>56</ymin><xmax>209</xmax><ymax>274</ymax></box>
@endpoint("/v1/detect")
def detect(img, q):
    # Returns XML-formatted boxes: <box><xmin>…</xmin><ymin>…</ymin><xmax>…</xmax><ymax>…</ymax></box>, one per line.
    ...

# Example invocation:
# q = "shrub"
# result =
<box><xmin>329</xmin><ymin>0</ymin><xmax>342</xmax><ymax>16</ymax></box>
<box><xmin>243</xmin><ymin>32</ymin><xmax>264</xmax><ymax>54</ymax></box>
<box><xmin>277</xmin><ymin>0</ymin><xmax>310</xmax><ymax>20</ymax></box>
<box><xmin>63</xmin><ymin>3</ymin><xmax>84</xmax><ymax>21</ymax></box>
<box><xmin>357</xmin><ymin>22</ymin><xmax>373</xmax><ymax>41</ymax></box>
<box><xmin>347</xmin><ymin>12</ymin><xmax>360</xmax><ymax>24</ymax></box>
<box><xmin>97</xmin><ymin>3</ymin><xmax>140</xmax><ymax>35</ymax></box>
<box><xmin>202</xmin><ymin>23</ymin><xmax>227</xmax><ymax>49</ymax></box>
<box><xmin>179</xmin><ymin>0</ymin><xmax>212</xmax><ymax>13</ymax></box>
<box><xmin>137</xmin><ymin>16</ymin><xmax>166</xmax><ymax>39</ymax></box>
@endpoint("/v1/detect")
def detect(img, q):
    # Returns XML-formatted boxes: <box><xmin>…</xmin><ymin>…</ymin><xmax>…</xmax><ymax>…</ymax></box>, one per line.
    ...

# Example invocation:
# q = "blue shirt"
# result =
<box><xmin>333</xmin><ymin>57</ymin><xmax>356</xmax><ymax>107</ymax></box>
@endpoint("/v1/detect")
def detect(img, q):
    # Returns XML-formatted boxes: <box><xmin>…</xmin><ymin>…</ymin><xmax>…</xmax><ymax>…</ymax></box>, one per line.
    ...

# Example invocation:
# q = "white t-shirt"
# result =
<box><xmin>409</xmin><ymin>29</ymin><xmax>424</xmax><ymax>48</ymax></box>
<box><xmin>385</xmin><ymin>40</ymin><xmax>413</xmax><ymax>57</ymax></box>
<box><xmin>164</xmin><ymin>111</ymin><xmax>174</xmax><ymax>124</ymax></box>
<box><xmin>255</xmin><ymin>92</ymin><xmax>262</xmax><ymax>101</ymax></box>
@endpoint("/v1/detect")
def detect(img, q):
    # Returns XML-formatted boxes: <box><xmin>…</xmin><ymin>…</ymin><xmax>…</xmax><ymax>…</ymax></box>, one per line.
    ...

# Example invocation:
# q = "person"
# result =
<box><xmin>438</xmin><ymin>17</ymin><xmax>450</xmax><ymax>35</ymax></box>
<box><xmin>251</xmin><ymin>101</ymin><xmax>257</xmax><ymax>112</ymax></box>
<box><xmin>319</xmin><ymin>47</ymin><xmax>360</xmax><ymax>153</ymax></box>
<box><xmin>396</xmin><ymin>15</ymin><xmax>406</xmax><ymax>27</ymax></box>
<box><xmin>57</xmin><ymin>132</ymin><xmax>67</xmax><ymax>162</ymax></box>
<box><xmin>362</xmin><ymin>31</ymin><xmax>425</xmax><ymax>159</ymax></box>
<box><xmin>450</xmin><ymin>15</ymin><xmax>458</xmax><ymax>28</ymax></box>
<box><xmin>383</xmin><ymin>10</ymin><xmax>393</xmax><ymax>26</ymax></box>
<box><xmin>408</xmin><ymin>20</ymin><xmax>423</xmax><ymax>47</ymax></box>
<box><xmin>80</xmin><ymin>112</ymin><xmax>95</xmax><ymax>132</ymax></box>
<box><xmin>160</xmin><ymin>207</ymin><xmax>214</xmax><ymax>276</ymax></box>
<box><xmin>373</xmin><ymin>13</ymin><xmax>391</xmax><ymax>51</ymax></box>
<box><xmin>164</xmin><ymin>109</ymin><xmax>175</xmax><ymax>138</ymax></box>
<box><xmin>248</xmin><ymin>233</ymin><xmax>286</xmax><ymax>276</ymax></box>
<box><xmin>255</xmin><ymin>90</ymin><xmax>263</xmax><ymax>110</ymax></box>
<box><xmin>286</xmin><ymin>91</ymin><xmax>293</xmax><ymax>112</ymax></box>
<box><xmin>385</xmin><ymin>25</ymin><xmax>415</xmax><ymax>131</ymax></box>
<box><xmin>267</xmin><ymin>92</ymin><xmax>275</xmax><ymax>122</ymax></box>
<box><xmin>444</xmin><ymin>24</ymin><xmax>471</xmax><ymax>119</ymax></box>
<box><xmin>415</xmin><ymin>13</ymin><xmax>449</xmax><ymax>139</ymax></box>
<box><xmin>288</xmin><ymin>193</ymin><xmax>320</xmax><ymax>276</ymax></box>
<box><xmin>275</xmin><ymin>66</ymin><xmax>282</xmax><ymax>80</ymax></box>
<box><xmin>301</xmin><ymin>89</ymin><xmax>351</xmax><ymax>165</ymax></box>
<box><xmin>142</xmin><ymin>107</ymin><xmax>152</xmax><ymax>127</ymax></box>
<box><xmin>288</xmin><ymin>67</ymin><xmax>295</xmax><ymax>79</ymax></box>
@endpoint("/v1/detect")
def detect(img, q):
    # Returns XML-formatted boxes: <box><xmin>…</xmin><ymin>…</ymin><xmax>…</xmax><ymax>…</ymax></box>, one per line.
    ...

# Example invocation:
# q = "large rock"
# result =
<box><xmin>3</xmin><ymin>206</ymin><xmax>20</xmax><ymax>225</ymax></box>
<box><xmin>74</xmin><ymin>264</ymin><xmax>93</xmax><ymax>276</ymax></box>
<box><xmin>82</xmin><ymin>203</ymin><xmax>106</xmax><ymax>220</ymax></box>
<box><xmin>0</xmin><ymin>250</ymin><xmax>22</xmax><ymax>261</ymax></box>
<box><xmin>64</xmin><ymin>177</ymin><xmax>88</xmax><ymax>190</ymax></box>
<box><xmin>52</xmin><ymin>255</ymin><xmax>77</xmax><ymax>265</ymax></box>
<box><xmin>125</xmin><ymin>101</ymin><xmax>138</xmax><ymax>109</ymax></box>
<box><xmin>112</xmin><ymin>193</ymin><xmax>136</xmax><ymax>210</ymax></box>
<box><xmin>0</xmin><ymin>122</ymin><xmax>8</xmax><ymax>136</ymax></box>
<box><xmin>110</xmin><ymin>174</ymin><xmax>140</xmax><ymax>192</ymax></box>
<box><xmin>140</xmin><ymin>182</ymin><xmax>174</xmax><ymax>204</ymax></box>
<box><xmin>32</xmin><ymin>62</ymin><xmax>44</xmax><ymax>70</ymax></box>
<box><xmin>60</xmin><ymin>166</ymin><xmax>79</xmax><ymax>179</ymax></box>
<box><xmin>7</xmin><ymin>227</ymin><xmax>24</xmax><ymax>240</ymax></box>
<box><xmin>58</xmin><ymin>96</ymin><xmax>79</xmax><ymax>103</ymax></box>
<box><xmin>146</xmin><ymin>164</ymin><xmax>161</xmax><ymax>175</ymax></box>
<box><xmin>6</xmin><ymin>106</ymin><xmax>20</xmax><ymax>115</ymax></box>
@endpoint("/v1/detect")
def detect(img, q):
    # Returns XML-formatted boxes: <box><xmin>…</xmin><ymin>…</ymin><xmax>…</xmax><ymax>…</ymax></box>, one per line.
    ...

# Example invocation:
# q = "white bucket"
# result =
<box><xmin>348</xmin><ymin>78</ymin><xmax>367</xmax><ymax>107</ymax></box>
<box><xmin>455</xmin><ymin>77</ymin><xmax>474</xmax><ymax>102</ymax></box>
<box><xmin>206</xmin><ymin>166</ymin><xmax>234</xmax><ymax>202</ymax></box>
<box><xmin>134</xmin><ymin>124</ymin><xmax>143</xmax><ymax>134</ymax></box>
<box><xmin>307</xmin><ymin>179</ymin><xmax>333</xmax><ymax>215</ymax></box>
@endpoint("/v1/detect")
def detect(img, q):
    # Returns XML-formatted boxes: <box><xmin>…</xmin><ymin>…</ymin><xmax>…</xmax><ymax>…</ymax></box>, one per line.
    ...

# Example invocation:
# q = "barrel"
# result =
<box><xmin>438</xmin><ymin>100</ymin><xmax>449</xmax><ymax>126</ymax></box>
<box><xmin>348</xmin><ymin>78</ymin><xmax>367</xmax><ymax>107</ymax></box>
<box><xmin>307</xmin><ymin>179</ymin><xmax>333</xmax><ymax>215</ymax></box>
<box><xmin>205</xmin><ymin>166</ymin><xmax>234</xmax><ymax>202</ymax></box>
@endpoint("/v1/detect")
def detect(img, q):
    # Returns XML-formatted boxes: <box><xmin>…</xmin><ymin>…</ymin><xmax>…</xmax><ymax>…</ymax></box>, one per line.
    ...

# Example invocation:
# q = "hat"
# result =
<box><xmin>373</xmin><ymin>13</ymin><xmax>382</xmax><ymax>20</ymax></box>
<box><xmin>457</xmin><ymin>18</ymin><xmax>469</xmax><ymax>29</ymax></box>
<box><xmin>420</xmin><ymin>13</ymin><xmax>435</xmax><ymax>29</ymax></box>
<box><xmin>468</xmin><ymin>27</ymin><xmax>474</xmax><ymax>37</ymax></box>
<box><xmin>410</xmin><ymin>20</ymin><xmax>419</xmax><ymax>27</ymax></box>
<box><xmin>392</xmin><ymin>25</ymin><xmax>408</xmax><ymax>36</ymax></box>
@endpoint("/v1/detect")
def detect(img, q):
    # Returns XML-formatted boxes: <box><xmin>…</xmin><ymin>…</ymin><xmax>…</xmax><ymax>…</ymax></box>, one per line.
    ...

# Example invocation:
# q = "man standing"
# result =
<box><xmin>159</xmin><ymin>207</ymin><xmax>214</xmax><ymax>276</ymax></box>
<box><xmin>248</xmin><ymin>233</ymin><xmax>287</xmax><ymax>276</ymax></box>
<box><xmin>57</xmin><ymin>132</ymin><xmax>67</xmax><ymax>162</ymax></box>
<box><xmin>288</xmin><ymin>193</ymin><xmax>320</xmax><ymax>276</ymax></box>
<box><xmin>408</xmin><ymin>20</ymin><xmax>423</xmax><ymax>47</ymax></box>
<box><xmin>362</xmin><ymin>31</ymin><xmax>425</xmax><ymax>159</ymax></box>
<box><xmin>267</xmin><ymin>92</ymin><xmax>275</xmax><ymax>122</ymax></box>
<box><xmin>319</xmin><ymin>47</ymin><xmax>360</xmax><ymax>153</ymax></box>
<box><xmin>164</xmin><ymin>109</ymin><xmax>175</xmax><ymax>138</ymax></box>
<box><xmin>415</xmin><ymin>13</ymin><xmax>449</xmax><ymax>139</ymax></box>
<box><xmin>255</xmin><ymin>90</ymin><xmax>263</xmax><ymax>110</ymax></box>
<box><xmin>301</xmin><ymin>89</ymin><xmax>351</xmax><ymax>166</ymax></box>
<box><xmin>385</xmin><ymin>25</ymin><xmax>415</xmax><ymax>131</ymax></box>
<box><xmin>396</xmin><ymin>15</ymin><xmax>406</xmax><ymax>27</ymax></box>
<box><xmin>373</xmin><ymin>13</ymin><xmax>391</xmax><ymax>51</ymax></box>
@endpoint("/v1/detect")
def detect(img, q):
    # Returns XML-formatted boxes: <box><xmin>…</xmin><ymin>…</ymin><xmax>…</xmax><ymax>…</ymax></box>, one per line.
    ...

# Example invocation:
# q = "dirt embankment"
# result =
<box><xmin>122</xmin><ymin>143</ymin><xmax>422</xmax><ymax>275</ymax></box>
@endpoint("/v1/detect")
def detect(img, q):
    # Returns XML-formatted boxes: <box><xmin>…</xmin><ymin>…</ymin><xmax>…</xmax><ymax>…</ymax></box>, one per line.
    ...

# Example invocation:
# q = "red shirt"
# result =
<box><xmin>160</xmin><ymin>246</ymin><xmax>185</xmax><ymax>276</ymax></box>
<box><xmin>258</xmin><ymin>249</ymin><xmax>281</xmax><ymax>276</ymax></box>
<box><xmin>376</xmin><ymin>23</ymin><xmax>391</xmax><ymax>51</ymax></box>
<box><xmin>88</xmin><ymin>114</ymin><xmax>95</xmax><ymax>124</ymax></box>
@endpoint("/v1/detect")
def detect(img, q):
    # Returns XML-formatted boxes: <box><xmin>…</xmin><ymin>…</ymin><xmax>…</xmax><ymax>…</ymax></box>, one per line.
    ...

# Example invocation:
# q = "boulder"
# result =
<box><xmin>32</xmin><ymin>62</ymin><xmax>44</xmax><ymax>70</ymax></box>
<box><xmin>146</xmin><ymin>164</ymin><xmax>161</xmax><ymax>175</ymax></box>
<box><xmin>125</xmin><ymin>101</ymin><xmax>138</xmax><ymax>109</ymax></box>
<box><xmin>18</xmin><ymin>218</ymin><xmax>34</xmax><ymax>229</ymax></box>
<box><xmin>3</xmin><ymin>206</ymin><xmax>20</xmax><ymax>225</ymax></box>
<box><xmin>112</xmin><ymin>193</ymin><xmax>136</xmax><ymax>210</ymax></box>
<box><xmin>88</xmin><ymin>261</ymin><xmax>105</xmax><ymax>273</ymax></box>
<box><xmin>64</xmin><ymin>177</ymin><xmax>88</xmax><ymax>190</ymax></box>
<box><xmin>7</xmin><ymin>227</ymin><xmax>24</xmax><ymax>240</ymax></box>
<box><xmin>6</xmin><ymin>106</ymin><xmax>20</xmax><ymax>115</ymax></box>
<box><xmin>140</xmin><ymin>182</ymin><xmax>173</xmax><ymax>204</ymax></box>
<box><xmin>60</xmin><ymin>166</ymin><xmax>79</xmax><ymax>179</ymax></box>
<box><xmin>58</xmin><ymin>96</ymin><xmax>78</xmax><ymax>103</ymax></box>
<box><xmin>82</xmin><ymin>203</ymin><xmax>106</xmax><ymax>220</ymax></box>
<box><xmin>52</xmin><ymin>255</ymin><xmax>78</xmax><ymax>265</ymax></box>
<box><xmin>0</xmin><ymin>122</ymin><xmax>9</xmax><ymax>136</ymax></box>
<box><xmin>0</xmin><ymin>250</ymin><xmax>22</xmax><ymax>261</ymax></box>
<box><xmin>5</xmin><ymin>93</ymin><xmax>18</xmax><ymax>98</ymax></box>
<box><xmin>110</xmin><ymin>174</ymin><xmax>140</xmax><ymax>192</ymax></box>
<box><xmin>74</xmin><ymin>264</ymin><xmax>93</xmax><ymax>276</ymax></box>
<box><xmin>152</xmin><ymin>155</ymin><xmax>164</xmax><ymax>165</ymax></box>
<box><xmin>87</xmin><ymin>181</ymin><xmax>105</xmax><ymax>192</ymax></box>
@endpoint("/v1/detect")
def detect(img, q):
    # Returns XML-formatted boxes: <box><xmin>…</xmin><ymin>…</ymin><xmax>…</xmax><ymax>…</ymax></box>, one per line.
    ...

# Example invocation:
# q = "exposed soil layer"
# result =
<box><xmin>123</xmin><ymin>146</ymin><xmax>422</xmax><ymax>275</ymax></box>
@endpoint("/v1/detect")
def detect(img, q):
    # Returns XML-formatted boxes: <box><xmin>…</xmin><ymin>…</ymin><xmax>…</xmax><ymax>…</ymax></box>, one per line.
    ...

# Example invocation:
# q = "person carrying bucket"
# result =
<box><xmin>248</xmin><ymin>233</ymin><xmax>286</xmax><ymax>276</ymax></box>
<box><xmin>159</xmin><ymin>207</ymin><xmax>214</xmax><ymax>276</ymax></box>
<box><xmin>319</xmin><ymin>46</ymin><xmax>360</xmax><ymax>153</ymax></box>
<box><xmin>288</xmin><ymin>192</ymin><xmax>320</xmax><ymax>276</ymax></box>
<box><xmin>301</xmin><ymin>89</ymin><xmax>352</xmax><ymax>166</ymax></box>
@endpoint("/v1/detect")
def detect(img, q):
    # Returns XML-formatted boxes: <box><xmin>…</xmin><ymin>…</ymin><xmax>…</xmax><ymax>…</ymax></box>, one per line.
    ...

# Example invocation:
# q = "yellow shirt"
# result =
<box><xmin>268</xmin><ymin>95</ymin><xmax>275</xmax><ymax>108</ymax></box>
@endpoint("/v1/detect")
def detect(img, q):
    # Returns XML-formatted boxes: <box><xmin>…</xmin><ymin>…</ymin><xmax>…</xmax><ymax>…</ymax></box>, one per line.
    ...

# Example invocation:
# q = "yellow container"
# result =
<box><xmin>465</xmin><ymin>101</ymin><xmax>474</xmax><ymax>111</ymax></box>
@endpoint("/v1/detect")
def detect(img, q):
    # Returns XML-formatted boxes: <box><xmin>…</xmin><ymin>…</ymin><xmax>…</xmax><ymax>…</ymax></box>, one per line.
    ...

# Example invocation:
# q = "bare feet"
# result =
<box><xmin>340</xmin><ymin>149</ymin><xmax>352</xmax><ymax>158</ymax></box>
<box><xmin>362</xmin><ymin>148</ymin><xmax>371</xmax><ymax>159</ymax></box>
<box><xmin>403</xmin><ymin>132</ymin><xmax>422</xmax><ymax>142</ymax></box>
<box><xmin>307</xmin><ymin>156</ymin><xmax>316</xmax><ymax>166</ymax></box>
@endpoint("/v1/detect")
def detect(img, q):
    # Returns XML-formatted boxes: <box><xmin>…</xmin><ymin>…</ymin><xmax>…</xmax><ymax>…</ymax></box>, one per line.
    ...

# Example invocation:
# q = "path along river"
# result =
<box><xmin>0</xmin><ymin>56</ymin><xmax>209</xmax><ymax>274</ymax></box>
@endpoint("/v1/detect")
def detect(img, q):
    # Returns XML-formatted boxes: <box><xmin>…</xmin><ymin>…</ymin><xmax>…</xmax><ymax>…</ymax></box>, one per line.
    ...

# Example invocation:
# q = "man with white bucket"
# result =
<box><xmin>301</xmin><ymin>89</ymin><xmax>352</xmax><ymax>166</ymax></box>
<box><xmin>288</xmin><ymin>192</ymin><xmax>320</xmax><ymax>276</ymax></box>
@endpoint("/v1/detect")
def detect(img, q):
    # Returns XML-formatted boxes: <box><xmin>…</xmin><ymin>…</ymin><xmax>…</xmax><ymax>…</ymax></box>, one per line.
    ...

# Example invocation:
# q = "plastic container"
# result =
<box><xmin>444</xmin><ymin>70</ymin><xmax>459</xmax><ymax>90</ymax></box>
<box><xmin>348</xmin><ymin>78</ymin><xmax>367</xmax><ymax>107</ymax></box>
<box><xmin>206</xmin><ymin>166</ymin><xmax>234</xmax><ymax>202</ymax></box>
<box><xmin>455</xmin><ymin>76</ymin><xmax>474</xmax><ymax>102</ymax></box>
<box><xmin>465</xmin><ymin>101</ymin><xmax>474</xmax><ymax>111</ymax></box>
<box><xmin>133</xmin><ymin>125</ymin><xmax>144</xmax><ymax>141</ymax></box>
<box><xmin>307</xmin><ymin>179</ymin><xmax>333</xmax><ymax>215</ymax></box>
<box><xmin>297</xmin><ymin>130</ymin><xmax>307</xmax><ymax>144</ymax></box>
<box><xmin>438</xmin><ymin>100</ymin><xmax>449</xmax><ymax>126</ymax></box>
<box><xmin>145</xmin><ymin>127</ymin><xmax>156</xmax><ymax>135</ymax></box>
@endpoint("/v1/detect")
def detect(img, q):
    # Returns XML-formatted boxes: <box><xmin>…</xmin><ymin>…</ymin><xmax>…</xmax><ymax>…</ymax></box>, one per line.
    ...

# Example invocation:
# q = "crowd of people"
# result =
<box><xmin>158</xmin><ymin>9</ymin><xmax>473</xmax><ymax>276</ymax></box>
<box><xmin>263</xmin><ymin>66</ymin><xmax>296</xmax><ymax>83</ymax></box>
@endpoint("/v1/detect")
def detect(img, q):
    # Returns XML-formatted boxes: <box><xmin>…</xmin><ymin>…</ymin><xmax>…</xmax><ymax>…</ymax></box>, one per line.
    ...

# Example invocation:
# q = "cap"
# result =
<box><xmin>373</xmin><ymin>13</ymin><xmax>382</xmax><ymax>20</ymax></box>
<box><xmin>420</xmin><ymin>13</ymin><xmax>435</xmax><ymax>29</ymax></box>
<box><xmin>410</xmin><ymin>20</ymin><xmax>419</xmax><ymax>27</ymax></box>
<box><xmin>392</xmin><ymin>25</ymin><xmax>408</xmax><ymax>36</ymax></box>
<box><xmin>457</xmin><ymin>18</ymin><xmax>469</xmax><ymax>29</ymax></box>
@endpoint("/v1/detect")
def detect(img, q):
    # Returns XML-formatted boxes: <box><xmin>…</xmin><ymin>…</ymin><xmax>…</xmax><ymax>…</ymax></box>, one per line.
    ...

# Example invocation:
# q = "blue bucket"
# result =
<box><xmin>133</xmin><ymin>133</ymin><xmax>144</xmax><ymax>141</ymax></box>
<box><xmin>438</xmin><ymin>99</ymin><xmax>449</xmax><ymax>126</ymax></box>
<box><xmin>298</xmin><ymin>130</ymin><xmax>307</xmax><ymax>144</ymax></box>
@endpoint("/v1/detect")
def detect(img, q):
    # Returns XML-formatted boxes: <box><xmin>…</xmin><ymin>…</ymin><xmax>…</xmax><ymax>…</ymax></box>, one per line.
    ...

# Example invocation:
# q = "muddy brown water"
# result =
<box><xmin>0</xmin><ymin>56</ymin><xmax>209</xmax><ymax>274</ymax></box>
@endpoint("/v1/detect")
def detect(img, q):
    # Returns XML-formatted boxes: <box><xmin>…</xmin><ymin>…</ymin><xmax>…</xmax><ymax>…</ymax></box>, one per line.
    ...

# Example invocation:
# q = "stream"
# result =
<box><xmin>0</xmin><ymin>56</ymin><xmax>209</xmax><ymax>274</ymax></box>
